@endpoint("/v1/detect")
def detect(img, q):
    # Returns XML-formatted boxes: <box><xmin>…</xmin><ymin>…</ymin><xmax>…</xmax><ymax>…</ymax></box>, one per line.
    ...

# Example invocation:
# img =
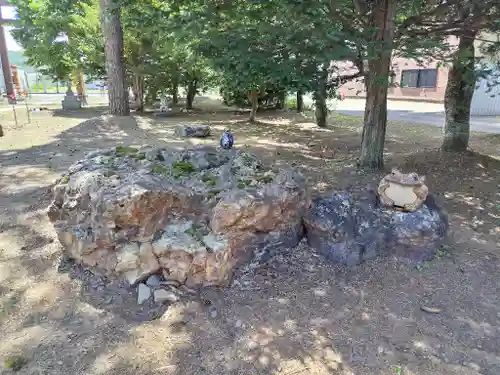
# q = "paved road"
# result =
<box><xmin>304</xmin><ymin>96</ymin><xmax>500</xmax><ymax>134</ymax></box>
<box><xmin>0</xmin><ymin>93</ymin><xmax>108</xmax><ymax>112</ymax></box>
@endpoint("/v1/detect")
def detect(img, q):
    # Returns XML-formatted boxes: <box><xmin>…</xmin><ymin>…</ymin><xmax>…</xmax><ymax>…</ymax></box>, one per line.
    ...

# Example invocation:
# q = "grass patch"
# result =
<box><xmin>151</xmin><ymin>164</ymin><xmax>168</xmax><ymax>175</ymax></box>
<box><xmin>116</xmin><ymin>145</ymin><xmax>138</xmax><ymax>155</ymax></box>
<box><xmin>135</xmin><ymin>152</ymin><xmax>146</xmax><ymax>160</ymax></box>
<box><xmin>201</xmin><ymin>175</ymin><xmax>217</xmax><ymax>186</ymax></box>
<box><xmin>4</xmin><ymin>355</ymin><xmax>27</xmax><ymax>372</ymax></box>
<box><xmin>172</xmin><ymin>160</ymin><xmax>196</xmax><ymax>178</ymax></box>
<box><xmin>256</xmin><ymin>174</ymin><xmax>274</xmax><ymax>184</ymax></box>
<box><xmin>184</xmin><ymin>226</ymin><xmax>204</xmax><ymax>242</ymax></box>
<box><xmin>237</xmin><ymin>181</ymin><xmax>248</xmax><ymax>189</ymax></box>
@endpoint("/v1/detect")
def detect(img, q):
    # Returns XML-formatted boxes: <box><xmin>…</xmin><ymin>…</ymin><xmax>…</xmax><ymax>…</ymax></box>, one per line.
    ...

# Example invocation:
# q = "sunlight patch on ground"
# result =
<box><xmin>23</xmin><ymin>280</ymin><xmax>65</xmax><ymax>306</ymax></box>
<box><xmin>254</xmin><ymin>138</ymin><xmax>303</xmax><ymax>149</ymax></box>
<box><xmin>0</xmin><ymin>325</ymin><xmax>47</xmax><ymax>355</ymax></box>
<box><xmin>258</xmin><ymin>117</ymin><xmax>292</xmax><ymax>126</ymax></box>
<box><xmin>0</xmin><ymin>166</ymin><xmax>56</xmax><ymax>192</ymax></box>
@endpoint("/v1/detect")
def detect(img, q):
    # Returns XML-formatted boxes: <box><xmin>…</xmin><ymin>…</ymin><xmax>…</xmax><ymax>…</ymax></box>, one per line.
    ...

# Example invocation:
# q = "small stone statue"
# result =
<box><xmin>377</xmin><ymin>169</ymin><xmax>428</xmax><ymax>212</ymax></box>
<box><xmin>220</xmin><ymin>130</ymin><xmax>234</xmax><ymax>149</ymax></box>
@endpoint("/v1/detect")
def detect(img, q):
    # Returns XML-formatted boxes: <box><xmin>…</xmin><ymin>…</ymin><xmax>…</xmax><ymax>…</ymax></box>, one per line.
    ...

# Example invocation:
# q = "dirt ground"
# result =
<box><xmin>0</xmin><ymin>98</ymin><xmax>499</xmax><ymax>375</ymax></box>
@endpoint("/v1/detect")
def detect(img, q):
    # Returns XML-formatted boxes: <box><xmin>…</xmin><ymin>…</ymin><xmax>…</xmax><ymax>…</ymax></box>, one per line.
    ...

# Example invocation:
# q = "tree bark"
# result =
<box><xmin>147</xmin><ymin>84</ymin><xmax>158</xmax><ymax>105</ymax></box>
<box><xmin>76</xmin><ymin>71</ymin><xmax>87</xmax><ymax>106</ymax></box>
<box><xmin>359</xmin><ymin>0</ymin><xmax>395</xmax><ymax>169</ymax></box>
<box><xmin>314</xmin><ymin>66</ymin><xmax>328</xmax><ymax>127</ymax></box>
<box><xmin>248</xmin><ymin>90</ymin><xmax>258</xmax><ymax>122</ymax></box>
<box><xmin>296</xmin><ymin>90</ymin><xmax>303</xmax><ymax>112</ymax></box>
<box><xmin>441</xmin><ymin>32</ymin><xmax>477</xmax><ymax>151</ymax></box>
<box><xmin>186</xmin><ymin>80</ymin><xmax>197</xmax><ymax>110</ymax></box>
<box><xmin>100</xmin><ymin>0</ymin><xmax>129</xmax><ymax>116</ymax></box>
<box><xmin>171</xmin><ymin>81</ymin><xmax>179</xmax><ymax>105</ymax></box>
<box><xmin>276</xmin><ymin>90</ymin><xmax>285</xmax><ymax>109</ymax></box>
<box><xmin>132</xmin><ymin>73</ymin><xmax>144</xmax><ymax>112</ymax></box>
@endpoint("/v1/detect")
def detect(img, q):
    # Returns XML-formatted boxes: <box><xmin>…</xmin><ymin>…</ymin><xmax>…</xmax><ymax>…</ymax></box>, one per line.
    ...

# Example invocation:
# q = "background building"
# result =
<box><xmin>338</xmin><ymin>33</ymin><xmax>500</xmax><ymax>115</ymax></box>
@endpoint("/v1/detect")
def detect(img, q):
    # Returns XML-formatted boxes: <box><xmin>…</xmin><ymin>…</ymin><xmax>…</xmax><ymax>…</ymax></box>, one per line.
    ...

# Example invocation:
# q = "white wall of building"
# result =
<box><xmin>470</xmin><ymin>73</ymin><xmax>500</xmax><ymax>116</ymax></box>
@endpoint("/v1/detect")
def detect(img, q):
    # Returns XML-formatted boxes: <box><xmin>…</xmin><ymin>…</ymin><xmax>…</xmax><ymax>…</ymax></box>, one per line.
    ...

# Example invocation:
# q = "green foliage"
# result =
<box><xmin>10</xmin><ymin>0</ymin><xmax>104</xmax><ymax>81</ymax></box>
<box><xmin>201</xmin><ymin>175</ymin><xmax>217</xmax><ymax>186</ymax></box>
<box><xmin>115</xmin><ymin>145</ymin><xmax>138</xmax><ymax>155</ymax></box>
<box><xmin>171</xmin><ymin>161</ymin><xmax>196</xmax><ymax>178</ymax></box>
<box><xmin>151</xmin><ymin>164</ymin><xmax>168</xmax><ymax>175</ymax></box>
<box><xmin>4</xmin><ymin>355</ymin><xmax>27</xmax><ymax>372</ymax></box>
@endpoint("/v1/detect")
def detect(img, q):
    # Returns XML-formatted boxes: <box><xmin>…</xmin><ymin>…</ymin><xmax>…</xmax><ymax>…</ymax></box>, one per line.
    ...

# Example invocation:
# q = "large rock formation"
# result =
<box><xmin>304</xmin><ymin>190</ymin><xmax>448</xmax><ymax>265</ymax></box>
<box><xmin>48</xmin><ymin>145</ymin><xmax>309</xmax><ymax>287</ymax></box>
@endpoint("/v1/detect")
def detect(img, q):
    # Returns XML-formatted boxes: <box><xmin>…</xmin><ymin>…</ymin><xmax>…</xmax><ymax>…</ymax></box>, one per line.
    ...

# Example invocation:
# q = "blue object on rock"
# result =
<box><xmin>220</xmin><ymin>130</ymin><xmax>234</xmax><ymax>149</ymax></box>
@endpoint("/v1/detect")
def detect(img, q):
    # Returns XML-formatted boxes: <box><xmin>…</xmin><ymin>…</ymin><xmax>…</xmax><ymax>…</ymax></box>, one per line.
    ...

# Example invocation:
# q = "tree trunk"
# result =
<box><xmin>186</xmin><ymin>80</ymin><xmax>197</xmax><ymax>110</ymax></box>
<box><xmin>147</xmin><ymin>84</ymin><xmax>158</xmax><ymax>105</ymax></box>
<box><xmin>314</xmin><ymin>66</ymin><xmax>328</xmax><ymax>127</ymax></box>
<box><xmin>171</xmin><ymin>81</ymin><xmax>179</xmax><ymax>105</ymax></box>
<box><xmin>441</xmin><ymin>32</ymin><xmax>477</xmax><ymax>152</ymax></box>
<box><xmin>100</xmin><ymin>0</ymin><xmax>129</xmax><ymax>116</ymax></box>
<box><xmin>132</xmin><ymin>73</ymin><xmax>144</xmax><ymax>112</ymax></box>
<box><xmin>76</xmin><ymin>70</ymin><xmax>87</xmax><ymax>106</ymax></box>
<box><xmin>296</xmin><ymin>90</ymin><xmax>303</xmax><ymax>112</ymax></box>
<box><xmin>248</xmin><ymin>90</ymin><xmax>258</xmax><ymax>122</ymax></box>
<box><xmin>276</xmin><ymin>90</ymin><xmax>285</xmax><ymax>109</ymax></box>
<box><xmin>359</xmin><ymin>0</ymin><xmax>395</xmax><ymax>169</ymax></box>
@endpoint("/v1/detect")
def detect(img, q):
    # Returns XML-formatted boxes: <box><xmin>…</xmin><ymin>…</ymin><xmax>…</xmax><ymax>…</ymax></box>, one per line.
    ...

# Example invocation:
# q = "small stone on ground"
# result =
<box><xmin>137</xmin><ymin>283</ymin><xmax>151</xmax><ymax>304</ymax></box>
<box><xmin>146</xmin><ymin>275</ymin><xmax>161</xmax><ymax>287</ymax></box>
<box><xmin>154</xmin><ymin>289</ymin><xmax>179</xmax><ymax>303</ymax></box>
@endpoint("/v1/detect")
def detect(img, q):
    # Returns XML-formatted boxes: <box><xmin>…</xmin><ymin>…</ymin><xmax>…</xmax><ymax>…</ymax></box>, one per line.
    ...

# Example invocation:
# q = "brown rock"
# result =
<box><xmin>139</xmin><ymin>243</ymin><xmax>161</xmax><ymax>274</ymax></box>
<box><xmin>82</xmin><ymin>248</ymin><xmax>117</xmax><ymax>271</ymax></box>
<box><xmin>115</xmin><ymin>243</ymin><xmax>140</xmax><ymax>273</ymax></box>
<box><xmin>161</xmin><ymin>251</ymin><xmax>193</xmax><ymax>283</ymax></box>
<box><xmin>154</xmin><ymin>289</ymin><xmax>179</xmax><ymax>303</ymax></box>
<box><xmin>210</xmin><ymin>186</ymin><xmax>308</xmax><ymax>234</ymax></box>
<box><xmin>204</xmin><ymin>251</ymin><xmax>233</xmax><ymax>286</ymax></box>
<box><xmin>48</xmin><ymin>143</ymin><xmax>308</xmax><ymax>288</ymax></box>
<box><xmin>185</xmin><ymin>251</ymin><xmax>207</xmax><ymax>287</ymax></box>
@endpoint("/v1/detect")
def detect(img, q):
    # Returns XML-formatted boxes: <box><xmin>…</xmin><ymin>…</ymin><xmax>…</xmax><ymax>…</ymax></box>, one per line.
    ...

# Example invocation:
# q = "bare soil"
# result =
<box><xmin>0</xmin><ymin>98</ymin><xmax>499</xmax><ymax>375</ymax></box>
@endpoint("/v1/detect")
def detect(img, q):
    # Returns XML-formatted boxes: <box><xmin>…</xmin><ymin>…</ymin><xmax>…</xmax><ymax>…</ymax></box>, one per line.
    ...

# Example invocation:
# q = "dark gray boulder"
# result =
<box><xmin>383</xmin><ymin>194</ymin><xmax>449</xmax><ymax>263</ymax></box>
<box><xmin>304</xmin><ymin>190</ymin><xmax>448</xmax><ymax>265</ymax></box>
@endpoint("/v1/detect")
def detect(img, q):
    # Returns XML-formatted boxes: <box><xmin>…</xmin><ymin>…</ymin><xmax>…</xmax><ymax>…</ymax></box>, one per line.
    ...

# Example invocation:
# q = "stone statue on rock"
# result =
<box><xmin>377</xmin><ymin>169</ymin><xmax>428</xmax><ymax>212</ymax></box>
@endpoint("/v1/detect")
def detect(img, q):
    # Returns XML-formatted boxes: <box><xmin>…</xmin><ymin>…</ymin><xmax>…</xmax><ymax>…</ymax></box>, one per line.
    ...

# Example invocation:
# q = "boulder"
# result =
<box><xmin>48</xmin><ymin>144</ymin><xmax>309</xmax><ymax>287</ymax></box>
<box><xmin>304</xmin><ymin>190</ymin><xmax>448</xmax><ymax>265</ymax></box>
<box><xmin>174</xmin><ymin>124</ymin><xmax>211</xmax><ymax>138</ymax></box>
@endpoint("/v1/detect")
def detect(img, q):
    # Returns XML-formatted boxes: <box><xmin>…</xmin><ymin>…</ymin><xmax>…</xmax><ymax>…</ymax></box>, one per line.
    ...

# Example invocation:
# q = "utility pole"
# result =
<box><xmin>0</xmin><ymin>1</ymin><xmax>14</xmax><ymax>98</ymax></box>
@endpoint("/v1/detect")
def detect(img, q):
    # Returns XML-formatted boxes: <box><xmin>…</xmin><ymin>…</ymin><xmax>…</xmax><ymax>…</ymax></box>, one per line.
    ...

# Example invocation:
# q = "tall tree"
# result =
<box><xmin>10</xmin><ymin>0</ymin><xmax>104</xmax><ymax>83</ymax></box>
<box><xmin>391</xmin><ymin>1</ymin><xmax>500</xmax><ymax>154</ymax></box>
<box><xmin>441</xmin><ymin>33</ymin><xmax>478</xmax><ymax>151</ymax></box>
<box><xmin>100</xmin><ymin>0</ymin><xmax>129</xmax><ymax>115</ymax></box>
<box><xmin>358</xmin><ymin>0</ymin><xmax>395</xmax><ymax>169</ymax></box>
<box><xmin>438</xmin><ymin>2</ymin><xmax>500</xmax><ymax>151</ymax></box>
